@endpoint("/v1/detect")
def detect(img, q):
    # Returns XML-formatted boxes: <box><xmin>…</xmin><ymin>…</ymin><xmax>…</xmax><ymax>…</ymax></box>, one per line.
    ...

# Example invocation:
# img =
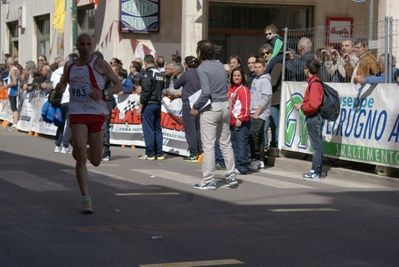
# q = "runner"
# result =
<box><xmin>55</xmin><ymin>33</ymin><xmax>123</xmax><ymax>213</ymax></box>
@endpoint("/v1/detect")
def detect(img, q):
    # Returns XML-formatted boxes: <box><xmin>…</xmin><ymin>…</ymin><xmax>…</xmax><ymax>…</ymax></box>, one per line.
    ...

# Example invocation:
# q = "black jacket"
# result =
<box><xmin>140</xmin><ymin>66</ymin><xmax>165</xmax><ymax>105</ymax></box>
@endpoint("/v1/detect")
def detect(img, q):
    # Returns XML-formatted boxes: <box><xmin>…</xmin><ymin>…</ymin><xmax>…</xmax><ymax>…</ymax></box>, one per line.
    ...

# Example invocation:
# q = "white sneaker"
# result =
<box><xmin>248</xmin><ymin>160</ymin><xmax>260</xmax><ymax>172</ymax></box>
<box><xmin>54</xmin><ymin>146</ymin><xmax>61</xmax><ymax>153</ymax></box>
<box><xmin>61</xmin><ymin>146</ymin><xmax>72</xmax><ymax>154</ymax></box>
<box><xmin>259</xmin><ymin>161</ymin><xmax>265</xmax><ymax>170</ymax></box>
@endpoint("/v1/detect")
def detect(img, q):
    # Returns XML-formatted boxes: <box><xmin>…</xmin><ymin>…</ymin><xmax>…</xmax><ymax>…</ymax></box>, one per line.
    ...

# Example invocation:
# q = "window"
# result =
<box><xmin>7</xmin><ymin>21</ymin><xmax>19</xmax><ymax>58</ymax></box>
<box><xmin>35</xmin><ymin>15</ymin><xmax>50</xmax><ymax>60</ymax></box>
<box><xmin>209</xmin><ymin>3</ymin><xmax>313</xmax><ymax>34</ymax></box>
<box><xmin>78</xmin><ymin>5</ymin><xmax>95</xmax><ymax>37</ymax></box>
<box><xmin>208</xmin><ymin>3</ymin><xmax>314</xmax><ymax>63</ymax></box>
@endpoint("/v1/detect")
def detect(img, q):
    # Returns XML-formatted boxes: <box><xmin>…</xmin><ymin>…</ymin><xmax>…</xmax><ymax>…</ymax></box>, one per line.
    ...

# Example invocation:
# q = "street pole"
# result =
<box><xmin>72</xmin><ymin>0</ymin><xmax>78</xmax><ymax>52</ymax></box>
<box><xmin>369</xmin><ymin>0</ymin><xmax>374</xmax><ymax>42</ymax></box>
<box><xmin>353</xmin><ymin>0</ymin><xmax>373</xmax><ymax>42</ymax></box>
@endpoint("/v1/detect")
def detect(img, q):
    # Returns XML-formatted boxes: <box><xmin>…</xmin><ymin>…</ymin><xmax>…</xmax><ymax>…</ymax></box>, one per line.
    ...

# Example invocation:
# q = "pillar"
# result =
<box><xmin>181</xmin><ymin>0</ymin><xmax>204</xmax><ymax>59</ymax></box>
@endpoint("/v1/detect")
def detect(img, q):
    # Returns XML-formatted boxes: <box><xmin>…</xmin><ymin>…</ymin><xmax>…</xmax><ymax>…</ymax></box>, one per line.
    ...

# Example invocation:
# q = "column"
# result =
<box><xmin>181</xmin><ymin>0</ymin><xmax>204</xmax><ymax>59</ymax></box>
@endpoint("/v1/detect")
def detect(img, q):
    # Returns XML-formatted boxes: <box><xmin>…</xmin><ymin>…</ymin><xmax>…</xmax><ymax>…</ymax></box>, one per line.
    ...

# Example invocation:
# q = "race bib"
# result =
<box><xmin>70</xmin><ymin>86</ymin><xmax>91</xmax><ymax>102</ymax></box>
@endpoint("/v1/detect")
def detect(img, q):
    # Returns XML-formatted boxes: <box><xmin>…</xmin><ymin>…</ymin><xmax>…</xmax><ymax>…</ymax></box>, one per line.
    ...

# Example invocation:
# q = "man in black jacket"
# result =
<box><xmin>136</xmin><ymin>54</ymin><xmax>165</xmax><ymax>160</ymax></box>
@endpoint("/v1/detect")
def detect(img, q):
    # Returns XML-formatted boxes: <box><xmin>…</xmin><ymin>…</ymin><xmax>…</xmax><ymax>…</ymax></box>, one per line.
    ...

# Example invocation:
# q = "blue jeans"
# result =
<box><xmin>264</xmin><ymin>105</ymin><xmax>280</xmax><ymax>149</ymax></box>
<box><xmin>306</xmin><ymin>114</ymin><xmax>324</xmax><ymax>175</ymax></box>
<box><xmin>231</xmin><ymin>120</ymin><xmax>250</xmax><ymax>173</ymax></box>
<box><xmin>142</xmin><ymin>104</ymin><xmax>163</xmax><ymax>157</ymax></box>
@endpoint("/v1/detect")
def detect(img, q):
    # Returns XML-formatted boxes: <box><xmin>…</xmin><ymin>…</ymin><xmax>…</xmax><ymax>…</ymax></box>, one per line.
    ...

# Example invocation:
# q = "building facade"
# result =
<box><xmin>0</xmin><ymin>0</ymin><xmax>395</xmax><ymax>66</ymax></box>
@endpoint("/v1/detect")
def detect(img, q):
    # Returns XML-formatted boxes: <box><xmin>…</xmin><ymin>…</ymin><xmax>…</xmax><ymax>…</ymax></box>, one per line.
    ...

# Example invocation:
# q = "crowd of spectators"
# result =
<box><xmin>2</xmin><ymin>24</ymin><xmax>399</xmax><ymax>174</ymax></box>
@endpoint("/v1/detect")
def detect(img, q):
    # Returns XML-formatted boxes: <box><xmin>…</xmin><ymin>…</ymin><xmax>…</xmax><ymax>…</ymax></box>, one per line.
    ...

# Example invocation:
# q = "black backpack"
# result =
<box><xmin>311</xmin><ymin>80</ymin><xmax>340</xmax><ymax>121</ymax></box>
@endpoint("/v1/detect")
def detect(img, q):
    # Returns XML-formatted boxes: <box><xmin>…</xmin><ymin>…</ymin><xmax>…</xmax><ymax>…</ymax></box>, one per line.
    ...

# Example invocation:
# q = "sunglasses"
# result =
<box><xmin>264</xmin><ymin>32</ymin><xmax>273</xmax><ymax>36</ymax></box>
<box><xmin>261</xmin><ymin>52</ymin><xmax>271</xmax><ymax>56</ymax></box>
<box><xmin>38</xmin><ymin>59</ymin><xmax>44</xmax><ymax>61</ymax></box>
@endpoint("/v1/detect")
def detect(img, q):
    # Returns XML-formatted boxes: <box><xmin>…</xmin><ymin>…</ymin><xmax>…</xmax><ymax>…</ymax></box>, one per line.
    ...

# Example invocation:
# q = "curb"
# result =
<box><xmin>267</xmin><ymin>152</ymin><xmax>399</xmax><ymax>189</ymax></box>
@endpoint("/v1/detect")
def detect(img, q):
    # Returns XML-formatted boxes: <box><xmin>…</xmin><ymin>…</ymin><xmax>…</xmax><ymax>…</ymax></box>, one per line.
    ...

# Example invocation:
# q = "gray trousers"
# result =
<box><xmin>200</xmin><ymin>101</ymin><xmax>235</xmax><ymax>182</ymax></box>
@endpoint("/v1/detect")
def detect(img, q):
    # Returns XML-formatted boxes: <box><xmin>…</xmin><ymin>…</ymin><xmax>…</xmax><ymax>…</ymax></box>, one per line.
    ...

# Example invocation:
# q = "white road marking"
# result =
<box><xmin>0</xmin><ymin>171</ymin><xmax>73</xmax><ymax>192</ymax></box>
<box><xmin>62</xmin><ymin>169</ymin><xmax>159</xmax><ymax>190</ymax></box>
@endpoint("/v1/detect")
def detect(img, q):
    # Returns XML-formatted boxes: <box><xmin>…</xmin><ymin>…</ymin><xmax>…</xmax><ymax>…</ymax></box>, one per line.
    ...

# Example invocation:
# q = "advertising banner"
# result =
<box><xmin>281</xmin><ymin>81</ymin><xmax>399</xmax><ymax>168</ymax></box>
<box><xmin>110</xmin><ymin>94</ymin><xmax>189</xmax><ymax>156</ymax></box>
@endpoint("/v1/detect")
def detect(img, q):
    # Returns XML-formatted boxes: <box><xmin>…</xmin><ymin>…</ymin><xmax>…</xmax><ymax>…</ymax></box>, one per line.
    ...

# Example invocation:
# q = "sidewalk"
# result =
<box><xmin>267</xmin><ymin>150</ymin><xmax>399</xmax><ymax>188</ymax></box>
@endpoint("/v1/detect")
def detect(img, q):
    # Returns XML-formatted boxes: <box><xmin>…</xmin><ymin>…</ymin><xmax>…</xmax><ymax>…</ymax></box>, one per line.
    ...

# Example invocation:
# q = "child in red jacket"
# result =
<box><xmin>294</xmin><ymin>59</ymin><xmax>325</xmax><ymax>180</ymax></box>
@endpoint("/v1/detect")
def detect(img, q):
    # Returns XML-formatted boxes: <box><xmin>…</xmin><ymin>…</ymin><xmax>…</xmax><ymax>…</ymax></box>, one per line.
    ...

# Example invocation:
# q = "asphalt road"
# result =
<box><xmin>1</xmin><ymin>129</ymin><xmax>399</xmax><ymax>267</ymax></box>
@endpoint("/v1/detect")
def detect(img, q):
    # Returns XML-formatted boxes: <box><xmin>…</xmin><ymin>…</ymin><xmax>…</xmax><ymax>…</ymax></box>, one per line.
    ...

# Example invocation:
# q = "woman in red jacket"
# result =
<box><xmin>228</xmin><ymin>67</ymin><xmax>251</xmax><ymax>174</ymax></box>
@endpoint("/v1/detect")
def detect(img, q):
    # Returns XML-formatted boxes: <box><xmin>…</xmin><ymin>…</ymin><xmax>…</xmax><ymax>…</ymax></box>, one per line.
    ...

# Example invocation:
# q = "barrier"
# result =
<box><xmin>280</xmin><ymin>81</ymin><xmax>399</xmax><ymax>168</ymax></box>
<box><xmin>8</xmin><ymin>91</ymin><xmax>189</xmax><ymax>156</ymax></box>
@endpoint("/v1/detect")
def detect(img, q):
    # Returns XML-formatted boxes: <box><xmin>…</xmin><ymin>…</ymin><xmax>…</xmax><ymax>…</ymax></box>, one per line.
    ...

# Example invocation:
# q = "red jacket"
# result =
<box><xmin>227</xmin><ymin>83</ymin><xmax>251</xmax><ymax>126</ymax></box>
<box><xmin>302</xmin><ymin>75</ymin><xmax>323</xmax><ymax>117</ymax></box>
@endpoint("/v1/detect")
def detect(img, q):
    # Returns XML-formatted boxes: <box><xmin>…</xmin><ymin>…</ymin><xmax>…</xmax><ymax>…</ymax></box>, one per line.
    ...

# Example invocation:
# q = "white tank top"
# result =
<box><xmin>66</xmin><ymin>55</ymin><xmax>108</xmax><ymax>115</ymax></box>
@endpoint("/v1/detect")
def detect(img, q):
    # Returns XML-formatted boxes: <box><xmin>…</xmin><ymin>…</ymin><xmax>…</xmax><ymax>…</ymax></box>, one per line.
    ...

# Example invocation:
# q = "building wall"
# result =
<box><xmin>0</xmin><ymin>0</ymin><xmax>392</xmax><ymax>66</ymax></box>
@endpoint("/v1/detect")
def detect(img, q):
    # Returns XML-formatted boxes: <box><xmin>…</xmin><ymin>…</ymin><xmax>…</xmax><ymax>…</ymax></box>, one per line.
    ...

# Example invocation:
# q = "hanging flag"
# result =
<box><xmin>53</xmin><ymin>0</ymin><xmax>66</xmax><ymax>35</ymax></box>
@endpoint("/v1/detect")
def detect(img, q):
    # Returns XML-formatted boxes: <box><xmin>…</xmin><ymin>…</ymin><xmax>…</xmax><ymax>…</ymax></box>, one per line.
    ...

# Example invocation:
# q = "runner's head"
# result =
<box><xmin>76</xmin><ymin>33</ymin><xmax>93</xmax><ymax>60</ymax></box>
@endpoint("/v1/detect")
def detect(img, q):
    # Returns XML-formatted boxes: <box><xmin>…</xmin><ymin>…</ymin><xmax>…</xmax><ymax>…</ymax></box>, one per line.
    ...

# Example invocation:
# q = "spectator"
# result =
<box><xmin>136</xmin><ymin>54</ymin><xmax>165</xmax><ymax>161</ymax></box>
<box><xmin>98</xmin><ymin>51</ymin><xmax>118</xmax><ymax>162</ymax></box>
<box><xmin>246</xmin><ymin>54</ymin><xmax>257</xmax><ymax>88</ymax></box>
<box><xmin>37</xmin><ymin>55</ymin><xmax>48</xmax><ymax>70</ymax></box>
<box><xmin>118</xmin><ymin>68</ymin><xmax>134</xmax><ymax>94</ymax></box>
<box><xmin>350</xmin><ymin>38</ymin><xmax>379</xmax><ymax>89</ymax></box>
<box><xmin>166</xmin><ymin>63</ymin><xmax>183</xmax><ymax>97</ymax></box>
<box><xmin>286</xmin><ymin>37</ymin><xmax>314</xmax><ymax>81</ymax></box>
<box><xmin>294</xmin><ymin>60</ymin><xmax>325</xmax><ymax>181</ymax></box>
<box><xmin>314</xmin><ymin>48</ymin><xmax>330</xmax><ymax>82</ymax></box>
<box><xmin>228</xmin><ymin>67</ymin><xmax>251</xmax><ymax>175</ymax></box>
<box><xmin>170</xmin><ymin>54</ymin><xmax>182</xmax><ymax>64</ymax></box>
<box><xmin>264</xmin><ymin>57</ymin><xmax>283</xmax><ymax>154</ymax></box>
<box><xmin>1</xmin><ymin>63</ymin><xmax>9</xmax><ymax>82</ymax></box>
<box><xmin>5</xmin><ymin>58</ymin><xmax>21</xmax><ymax>132</ymax></box>
<box><xmin>354</xmin><ymin>54</ymin><xmax>398</xmax><ymax>85</ymax></box>
<box><xmin>264</xmin><ymin>23</ymin><xmax>284</xmax><ymax>74</ymax></box>
<box><xmin>52</xmin><ymin>60</ymin><xmax>72</xmax><ymax>154</ymax></box>
<box><xmin>229</xmin><ymin>55</ymin><xmax>242</xmax><ymax>70</ymax></box>
<box><xmin>174</xmin><ymin>56</ymin><xmax>202</xmax><ymax>163</ymax></box>
<box><xmin>248</xmin><ymin>58</ymin><xmax>272</xmax><ymax>171</ymax></box>
<box><xmin>39</xmin><ymin>64</ymin><xmax>53</xmax><ymax>94</ymax></box>
<box><xmin>164</xmin><ymin>61</ymin><xmax>176</xmax><ymax>91</ymax></box>
<box><xmin>156</xmin><ymin>56</ymin><xmax>165</xmax><ymax>72</ymax></box>
<box><xmin>190</xmin><ymin>40</ymin><xmax>237</xmax><ymax>189</ymax></box>
<box><xmin>323</xmin><ymin>39</ymin><xmax>357</xmax><ymax>83</ymax></box>
<box><xmin>134</xmin><ymin>57</ymin><xmax>145</xmax><ymax>74</ymax></box>
<box><xmin>110</xmin><ymin>57</ymin><xmax>123</xmax><ymax>69</ymax></box>
<box><xmin>3</xmin><ymin>53</ymin><xmax>11</xmax><ymax>64</ymax></box>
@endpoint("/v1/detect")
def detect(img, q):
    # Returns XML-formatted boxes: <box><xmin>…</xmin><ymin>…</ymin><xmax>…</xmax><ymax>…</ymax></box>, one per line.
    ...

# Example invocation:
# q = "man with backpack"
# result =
<box><xmin>294</xmin><ymin>59</ymin><xmax>324</xmax><ymax>181</ymax></box>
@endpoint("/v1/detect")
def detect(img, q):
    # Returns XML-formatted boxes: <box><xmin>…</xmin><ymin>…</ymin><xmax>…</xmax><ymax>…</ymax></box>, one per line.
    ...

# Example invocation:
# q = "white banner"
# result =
<box><xmin>280</xmin><ymin>81</ymin><xmax>399</xmax><ymax>168</ymax></box>
<box><xmin>17</xmin><ymin>91</ymin><xmax>57</xmax><ymax>135</ymax></box>
<box><xmin>0</xmin><ymin>98</ymin><xmax>13</xmax><ymax>123</ymax></box>
<box><xmin>110</xmin><ymin>94</ymin><xmax>189</xmax><ymax>156</ymax></box>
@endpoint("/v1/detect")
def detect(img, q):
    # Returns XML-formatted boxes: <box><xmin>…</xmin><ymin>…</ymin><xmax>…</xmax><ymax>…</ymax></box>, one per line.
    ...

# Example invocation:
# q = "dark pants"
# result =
<box><xmin>264</xmin><ymin>105</ymin><xmax>280</xmax><ymax>148</ymax></box>
<box><xmin>249</xmin><ymin>117</ymin><xmax>265</xmax><ymax>160</ymax></box>
<box><xmin>307</xmin><ymin>114</ymin><xmax>324</xmax><ymax>175</ymax></box>
<box><xmin>182</xmin><ymin>102</ymin><xmax>202</xmax><ymax>156</ymax></box>
<box><xmin>142</xmin><ymin>103</ymin><xmax>163</xmax><ymax>157</ymax></box>
<box><xmin>231</xmin><ymin>120</ymin><xmax>250</xmax><ymax>173</ymax></box>
<box><xmin>265</xmin><ymin>54</ymin><xmax>284</xmax><ymax>74</ymax></box>
<box><xmin>55</xmin><ymin>102</ymin><xmax>71</xmax><ymax>148</ymax></box>
<box><xmin>103</xmin><ymin>98</ymin><xmax>116</xmax><ymax>157</ymax></box>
